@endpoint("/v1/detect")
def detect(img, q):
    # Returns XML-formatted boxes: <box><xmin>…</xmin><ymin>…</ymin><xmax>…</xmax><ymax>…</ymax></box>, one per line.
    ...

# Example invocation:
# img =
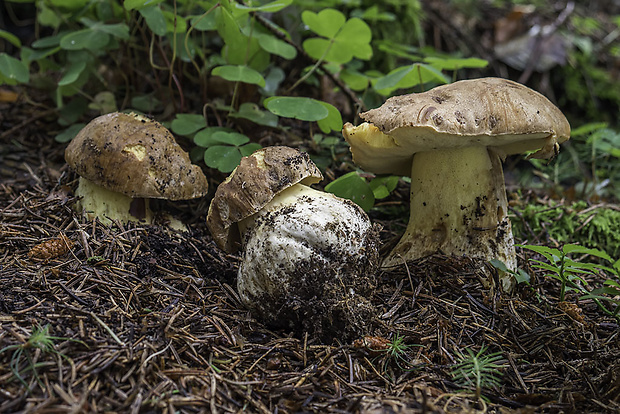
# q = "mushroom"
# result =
<box><xmin>207</xmin><ymin>146</ymin><xmax>380</xmax><ymax>339</ymax></box>
<box><xmin>342</xmin><ymin>77</ymin><xmax>570</xmax><ymax>291</ymax></box>
<box><xmin>65</xmin><ymin>112</ymin><xmax>208</xmax><ymax>227</ymax></box>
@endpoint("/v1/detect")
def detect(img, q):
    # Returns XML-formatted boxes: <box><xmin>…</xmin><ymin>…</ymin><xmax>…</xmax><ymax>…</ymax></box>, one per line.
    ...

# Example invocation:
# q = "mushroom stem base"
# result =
<box><xmin>382</xmin><ymin>146</ymin><xmax>516</xmax><ymax>291</ymax></box>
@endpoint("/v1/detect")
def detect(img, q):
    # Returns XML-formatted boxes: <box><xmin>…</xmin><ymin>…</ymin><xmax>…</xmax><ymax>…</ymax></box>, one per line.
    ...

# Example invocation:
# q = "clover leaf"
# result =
<box><xmin>325</xmin><ymin>171</ymin><xmax>375</xmax><ymax>212</ymax></box>
<box><xmin>212</xmin><ymin>65</ymin><xmax>266</xmax><ymax>87</ymax></box>
<box><xmin>301</xmin><ymin>8</ymin><xmax>372</xmax><ymax>64</ymax></box>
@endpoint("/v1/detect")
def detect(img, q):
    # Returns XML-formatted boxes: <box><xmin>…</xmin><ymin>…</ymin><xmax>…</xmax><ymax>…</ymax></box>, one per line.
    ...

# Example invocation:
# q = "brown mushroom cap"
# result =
<box><xmin>206</xmin><ymin>146</ymin><xmax>323</xmax><ymax>253</ymax></box>
<box><xmin>344</xmin><ymin>77</ymin><xmax>570</xmax><ymax>176</ymax></box>
<box><xmin>65</xmin><ymin>112</ymin><xmax>208</xmax><ymax>200</ymax></box>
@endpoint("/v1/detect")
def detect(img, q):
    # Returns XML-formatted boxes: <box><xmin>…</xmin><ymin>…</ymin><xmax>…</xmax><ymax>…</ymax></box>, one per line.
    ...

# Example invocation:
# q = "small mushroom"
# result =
<box><xmin>65</xmin><ymin>112</ymin><xmax>208</xmax><ymax>227</ymax></box>
<box><xmin>343</xmin><ymin>78</ymin><xmax>570</xmax><ymax>291</ymax></box>
<box><xmin>207</xmin><ymin>146</ymin><xmax>380</xmax><ymax>339</ymax></box>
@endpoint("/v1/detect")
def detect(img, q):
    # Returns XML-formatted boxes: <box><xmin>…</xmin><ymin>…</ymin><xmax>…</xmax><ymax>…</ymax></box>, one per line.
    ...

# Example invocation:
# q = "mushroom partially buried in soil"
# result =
<box><xmin>206</xmin><ymin>146</ymin><xmax>381</xmax><ymax>340</ymax></box>
<box><xmin>65</xmin><ymin>112</ymin><xmax>208</xmax><ymax>228</ymax></box>
<box><xmin>343</xmin><ymin>77</ymin><xmax>570</xmax><ymax>291</ymax></box>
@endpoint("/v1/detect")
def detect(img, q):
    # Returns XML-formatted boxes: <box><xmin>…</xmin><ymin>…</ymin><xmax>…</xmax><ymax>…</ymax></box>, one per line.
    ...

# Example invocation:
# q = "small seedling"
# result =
<box><xmin>450</xmin><ymin>345</ymin><xmax>505</xmax><ymax>401</ymax></box>
<box><xmin>522</xmin><ymin>243</ymin><xmax>620</xmax><ymax>322</ymax></box>
<box><xmin>354</xmin><ymin>334</ymin><xmax>422</xmax><ymax>374</ymax></box>
<box><xmin>0</xmin><ymin>324</ymin><xmax>83</xmax><ymax>393</ymax></box>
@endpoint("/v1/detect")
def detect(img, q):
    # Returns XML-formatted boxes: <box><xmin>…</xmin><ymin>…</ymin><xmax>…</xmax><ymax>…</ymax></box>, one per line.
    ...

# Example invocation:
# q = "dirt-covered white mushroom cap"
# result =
<box><xmin>65</xmin><ymin>112</ymin><xmax>208</xmax><ymax>200</ymax></box>
<box><xmin>238</xmin><ymin>183</ymin><xmax>380</xmax><ymax>338</ymax></box>
<box><xmin>206</xmin><ymin>146</ymin><xmax>323</xmax><ymax>253</ymax></box>
<box><xmin>343</xmin><ymin>77</ymin><xmax>571</xmax><ymax>176</ymax></box>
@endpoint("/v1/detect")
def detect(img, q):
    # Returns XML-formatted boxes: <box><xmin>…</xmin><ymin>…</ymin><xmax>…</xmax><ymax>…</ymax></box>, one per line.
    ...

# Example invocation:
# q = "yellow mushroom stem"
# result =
<box><xmin>382</xmin><ymin>146</ymin><xmax>517</xmax><ymax>291</ymax></box>
<box><xmin>74</xmin><ymin>177</ymin><xmax>186</xmax><ymax>231</ymax></box>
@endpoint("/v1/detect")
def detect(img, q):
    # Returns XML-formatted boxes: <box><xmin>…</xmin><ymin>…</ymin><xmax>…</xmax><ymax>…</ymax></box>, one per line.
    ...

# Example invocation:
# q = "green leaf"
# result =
<box><xmin>32</xmin><ymin>33</ymin><xmax>64</xmax><ymax>49</ymax></box>
<box><xmin>424</xmin><ymin>56</ymin><xmax>488</xmax><ymax>70</ymax></box>
<box><xmin>88</xmin><ymin>91</ymin><xmax>117</xmax><ymax>113</ymax></box>
<box><xmin>369</xmin><ymin>175</ymin><xmax>399</xmax><ymax>199</ymax></box>
<box><xmin>212</xmin><ymin>65</ymin><xmax>266</xmax><ymax>87</ymax></box>
<box><xmin>521</xmin><ymin>245</ymin><xmax>562</xmax><ymax>261</ymax></box>
<box><xmin>374</xmin><ymin>63</ymin><xmax>448</xmax><ymax>93</ymax></box>
<box><xmin>49</xmin><ymin>0</ymin><xmax>89</xmax><ymax>10</ymax></box>
<box><xmin>571</xmin><ymin>122</ymin><xmax>607</xmax><ymax>137</ymax></box>
<box><xmin>204</xmin><ymin>145</ymin><xmax>242</xmax><ymax>172</ymax></box>
<box><xmin>264</xmin><ymin>96</ymin><xmax>328</xmax><ymax>122</ymax></box>
<box><xmin>193</xmin><ymin>127</ymin><xmax>232</xmax><ymax>147</ymax></box>
<box><xmin>334</xmin><ymin>18</ymin><xmax>372</xmax><ymax>59</ymax></box>
<box><xmin>124</xmin><ymin>0</ymin><xmax>164</xmax><ymax>10</ymax></box>
<box><xmin>58</xmin><ymin>61</ymin><xmax>87</xmax><ymax>86</ymax></box>
<box><xmin>229</xmin><ymin>102</ymin><xmax>278</xmax><ymax>127</ymax></box>
<box><xmin>131</xmin><ymin>94</ymin><xmax>162</xmax><ymax>112</ymax></box>
<box><xmin>562</xmin><ymin>244</ymin><xmax>613</xmax><ymax>262</ymax></box>
<box><xmin>58</xmin><ymin>97</ymin><xmax>88</xmax><ymax>126</ymax></box>
<box><xmin>210</xmin><ymin>131</ymin><xmax>250</xmax><ymax>146</ymax></box>
<box><xmin>235</xmin><ymin>0</ymin><xmax>292</xmax><ymax>13</ymax></box>
<box><xmin>216</xmin><ymin>7</ymin><xmax>268</xmax><ymax>70</ymax></box>
<box><xmin>90</xmin><ymin>22</ymin><xmax>130</xmax><ymax>40</ymax></box>
<box><xmin>256</xmin><ymin>33</ymin><xmax>296</xmax><ymax>60</ymax></box>
<box><xmin>60</xmin><ymin>29</ymin><xmax>110</xmax><ymax>50</ymax></box>
<box><xmin>0</xmin><ymin>30</ymin><xmax>21</xmax><ymax>48</ymax></box>
<box><xmin>191</xmin><ymin>12</ymin><xmax>218</xmax><ymax>31</ymax></box>
<box><xmin>163</xmin><ymin>10</ymin><xmax>187</xmax><ymax>34</ymax></box>
<box><xmin>316</xmin><ymin>101</ymin><xmax>342</xmax><ymax>133</ymax></box>
<box><xmin>302</xmin><ymin>9</ymin><xmax>372</xmax><ymax>64</ymax></box>
<box><xmin>55</xmin><ymin>123</ymin><xmax>86</xmax><ymax>143</ymax></box>
<box><xmin>325</xmin><ymin>171</ymin><xmax>375</xmax><ymax>212</ymax></box>
<box><xmin>302</xmin><ymin>9</ymin><xmax>345</xmax><ymax>39</ymax></box>
<box><xmin>0</xmin><ymin>53</ymin><xmax>29</xmax><ymax>84</ymax></box>
<box><xmin>171</xmin><ymin>114</ymin><xmax>207</xmax><ymax>136</ymax></box>
<box><xmin>340</xmin><ymin>68</ymin><xmax>369</xmax><ymax>91</ymax></box>
<box><xmin>140</xmin><ymin>6</ymin><xmax>168</xmax><ymax>36</ymax></box>
<box><xmin>240</xmin><ymin>142</ymin><xmax>262</xmax><ymax>157</ymax></box>
<box><xmin>261</xmin><ymin>67</ymin><xmax>285</xmax><ymax>96</ymax></box>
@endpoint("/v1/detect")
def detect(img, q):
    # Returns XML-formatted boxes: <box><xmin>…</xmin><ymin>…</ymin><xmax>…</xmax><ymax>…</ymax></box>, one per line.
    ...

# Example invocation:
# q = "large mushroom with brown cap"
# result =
<box><xmin>343</xmin><ymin>77</ymin><xmax>570</xmax><ymax>291</ymax></box>
<box><xmin>207</xmin><ymin>146</ymin><xmax>380</xmax><ymax>339</ymax></box>
<box><xmin>65</xmin><ymin>112</ymin><xmax>208</xmax><ymax>227</ymax></box>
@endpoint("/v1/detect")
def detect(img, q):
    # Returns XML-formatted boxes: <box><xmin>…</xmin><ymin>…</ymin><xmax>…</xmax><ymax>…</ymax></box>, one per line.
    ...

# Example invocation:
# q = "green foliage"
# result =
<box><xmin>4</xmin><ymin>0</ymin><xmax>494</xmax><ymax>175</ymax></box>
<box><xmin>263</xmin><ymin>96</ymin><xmax>342</xmax><ymax>133</ymax></box>
<box><xmin>212</xmin><ymin>65</ymin><xmax>266</xmax><ymax>87</ymax></box>
<box><xmin>325</xmin><ymin>171</ymin><xmax>399</xmax><ymax>212</ymax></box>
<box><xmin>302</xmin><ymin>9</ymin><xmax>372</xmax><ymax>64</ymax></box>
<box><xmin>525</xmin><ymin>123</ymin><xmax>620</xmax><ymax>200</ymax></box>
<box><xmin>451</xmin><ymin>345</ymin><xmax>505</xmax><ymax>400</ymax></box>
<box><xmin>0</xmin><ymin>53</ymin><xmax>29</xmax><ymax>84</ymax></box>
<box><xmin>521</xmin><ymin>243</ymin><xmax>620</xmax><ymax>321</ymax></box>
<box><xmin>170</xmin><ymin>114</ymin><xmax>261</xmax><ymax>173</ymax></box>
<box><xmin>489</xmin><ymin>259</ymin><xmax>531</xmax><ymax>285</ymax></box>
<box><xmin>511</xmin><ymin>200</ymin><xmax>620</xmax><ymax>259</ymax></box>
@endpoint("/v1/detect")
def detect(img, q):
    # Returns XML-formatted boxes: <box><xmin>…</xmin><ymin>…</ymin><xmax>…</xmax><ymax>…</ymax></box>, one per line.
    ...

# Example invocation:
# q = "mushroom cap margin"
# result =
<box><xmin>344</xmin><ymin>77</ymin><xmax>570</xmax><ymax>176</ymax></box>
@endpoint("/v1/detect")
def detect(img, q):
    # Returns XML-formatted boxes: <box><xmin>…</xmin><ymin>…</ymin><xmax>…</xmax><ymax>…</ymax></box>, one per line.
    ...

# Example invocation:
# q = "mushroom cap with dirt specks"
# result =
<box><xmin>206</xmin><ymin>146</ymin><xmax>323</xmax><ymax>253</ymax></box>
<box><xmin>65</xmin><ymin>112</ymin><xmax>208</xmax><ymax>200</ymax></box>
<box><xmin>343</xmin><ymin>77</ymin><xmax>570</xmax><ymax>176</ymax></box>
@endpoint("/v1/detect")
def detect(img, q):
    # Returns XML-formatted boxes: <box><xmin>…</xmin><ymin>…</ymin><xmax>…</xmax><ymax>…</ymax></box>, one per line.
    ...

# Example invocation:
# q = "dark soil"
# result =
<box><xmin>1</xmin><ymin>97</ymin><xmax>620</xmax><ymax>413</ymax></box>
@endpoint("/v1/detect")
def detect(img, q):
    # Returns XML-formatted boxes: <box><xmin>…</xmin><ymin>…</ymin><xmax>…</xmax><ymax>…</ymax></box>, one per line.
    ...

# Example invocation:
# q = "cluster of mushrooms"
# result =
<box><xmin>66</xmin><ymin>78</ymin><xmax>570</xmax><ymax>338</ymax></box>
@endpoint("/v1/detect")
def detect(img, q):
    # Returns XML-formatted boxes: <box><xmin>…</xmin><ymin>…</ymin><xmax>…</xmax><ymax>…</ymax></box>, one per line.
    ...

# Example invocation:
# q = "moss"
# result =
<box><xmin>511</xmin><ymin>200</ymin><xmax>620</xmax><ymax>258</ymax></box>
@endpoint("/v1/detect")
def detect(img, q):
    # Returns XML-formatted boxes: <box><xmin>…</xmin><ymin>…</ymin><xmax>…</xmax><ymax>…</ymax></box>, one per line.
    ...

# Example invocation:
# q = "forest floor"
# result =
<box><xmin>1</xmin><ymin>96</ymin><xmax>620</xmax><ymax>413</ymax></box>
